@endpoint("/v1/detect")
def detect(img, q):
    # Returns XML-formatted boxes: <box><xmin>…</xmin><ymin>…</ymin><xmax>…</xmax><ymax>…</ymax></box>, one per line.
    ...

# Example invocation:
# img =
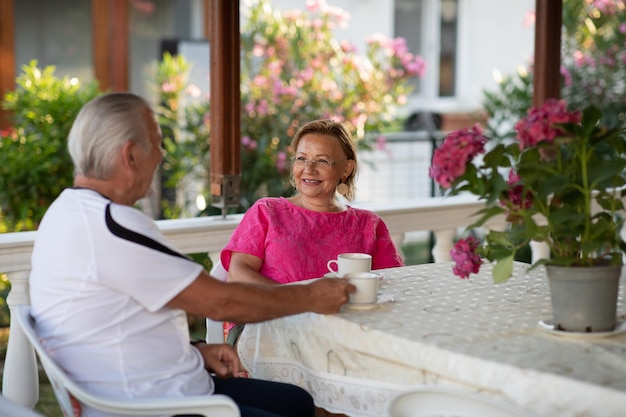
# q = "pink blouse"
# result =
<box><xmin>221</xmin><ymin>197</ymin><xmax>404</xmax><ymax>283</ymax></box>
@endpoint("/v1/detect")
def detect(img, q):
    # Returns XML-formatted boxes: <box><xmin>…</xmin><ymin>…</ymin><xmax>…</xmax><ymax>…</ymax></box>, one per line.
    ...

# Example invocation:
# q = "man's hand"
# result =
<box><xmin>193</xmin><ymin>342</ymin><xmax>242</xmax><ymax>378</ymax></box>
<box><xmin>306</xmin><ymin>278</ymin><xmax>356</xmax><ymax>314</ymax></box>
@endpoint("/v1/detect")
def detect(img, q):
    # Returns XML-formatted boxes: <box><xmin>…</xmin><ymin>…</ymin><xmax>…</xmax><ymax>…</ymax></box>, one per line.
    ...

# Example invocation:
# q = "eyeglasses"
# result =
<box><xmin>292</xmin><ymin>156</ymin><xmax>347</xmax><ymax>170</ymax></box>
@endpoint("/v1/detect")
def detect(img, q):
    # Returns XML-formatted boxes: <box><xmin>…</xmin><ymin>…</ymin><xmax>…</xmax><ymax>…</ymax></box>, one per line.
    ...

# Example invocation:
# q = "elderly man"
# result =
<box><xmin>29</xmin><ymin>92</ymin><xmax>354</xmax><ymax>417</ymax></box>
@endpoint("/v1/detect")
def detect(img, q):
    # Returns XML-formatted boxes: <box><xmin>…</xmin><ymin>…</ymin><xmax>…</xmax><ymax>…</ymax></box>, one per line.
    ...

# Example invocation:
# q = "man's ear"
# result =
<box><xmin>120</xmin><ymin>141</ymin><xmax>138</xmax><ymax>170</ymax></box>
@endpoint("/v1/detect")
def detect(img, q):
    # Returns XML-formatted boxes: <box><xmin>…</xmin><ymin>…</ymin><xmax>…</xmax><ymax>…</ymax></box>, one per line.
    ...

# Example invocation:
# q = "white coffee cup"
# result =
<box><xmin>326</xmin><ymin>253</ymin><xmax>372</xmax><ymax>277</ymax></box>
<box><xmin>344</xmin><ymin>271</ymin><xmax>379</xmax><ymax>304</ymax></box>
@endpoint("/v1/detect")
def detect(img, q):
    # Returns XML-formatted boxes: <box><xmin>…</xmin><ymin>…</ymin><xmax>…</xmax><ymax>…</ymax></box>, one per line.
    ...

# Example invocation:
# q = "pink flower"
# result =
<box><xmin>340</xmin><ymin>40</ymin><xmax>356</xmax><ymax>53</ymax></box>
<box><xmin>522</xmin><ymin>10</ymin><xmax>535</xmax><ymax>28</ymax></box>
<box><xmin>161</xmin><ymin>82</ymin><xmax>175</xmax><ymax>93</ymax></box>
<box><xmin>403</xmin><ymin>55</ymin><xmax>426</xmax><ymax>77</ymax></box>
<box><xmin>429</xmin><ymin>124</ymin><xmax>487</xmax><ymax>188</ymax></box>
<box><xmin>131</xmin><ymin>0</ymin><xmax>155</xmax><ymax>14</ymax></box>
<box><xmin>560</xmin><ymin>66</ymin><xmax>572</xmax><ymax>87</ymax></box>
<box><xmin>312</xmin><ymin>18</ymin><xmax>324</xmax><ymax>29</ymax></box>
<box><xmin>366</xmin><ymin>33</ymin><xmax>391</xmax><ymax>48</ymax></box>
<box><xmin>320</xmin><ymin>78</ymin><xmax>338</xmax><ymax>92</ymax></box>
<box><xmin>391</xmin><ymin>37</ymin><xmax>409</xmax><ymax>56</ymax></box>
<box><xmin>256</xmin><ymin>99</ymin><xmax>269</xmax><ymax>117</ymax></box>
<box><xmin>0</xmin><ymin>127</ymin><xmax>15</xmax><ymax>138</ymax></box>
<box><xmin>503</xmin><ymin>170</ymin><xmax>533</xmax><ymax>216</ymax></box>
<box><xmin>305</xmin><ymin>0</ymin><xmax>325</xmax><ymax>13</ymax></box>
<box><xmin>252</xmin><ymin>44</ymin><xmax>265</xmax><ymax>57</ymax></box>
<box><xmin>185</xmin><ymin>84</ymin><xmax>201</xmax><ymax>98</ymax></box>
<box><xmin>325</xmin><ymin>6</ymin><xmax>351</xmax><ymax>29</ymax></box>
<box><xmin>240</xmin><ymin>136</ymin><xmax>257</xmax><ymax>150</ymax></box>
<box><xmin>592</xmin><ymin>0</ymin><xmax>620</xmax><ymax>15</ymax></box>
<box><xmin>514</xmin><ymin>99</ymin><xmax>581</xmax><ymax>150</ymax></box>
<box><xmin>253</xmin><ymin>75</ymin><xmax>268</xmax><ymax>88</ymax></box>
<box><xmin>375</xmin><ymin>134</ymin><xmax>387</xmax><ymax>151</ymax></box>
<box><xmin>451</xmin><ymin>236</ymin><xmax>483</xmax><ymax>279</ymax></box>
<box><xmin>275</xmin><ymin>151</ymin><xmax>288</xmax><ymax>172</ymax></box>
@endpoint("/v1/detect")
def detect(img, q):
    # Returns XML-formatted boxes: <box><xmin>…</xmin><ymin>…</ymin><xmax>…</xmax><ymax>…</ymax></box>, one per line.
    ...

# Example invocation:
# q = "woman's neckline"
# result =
<box><xmin>284</xmin><ymin>196</ymin><xmax>348</xmax><ymax>213</ymax></box>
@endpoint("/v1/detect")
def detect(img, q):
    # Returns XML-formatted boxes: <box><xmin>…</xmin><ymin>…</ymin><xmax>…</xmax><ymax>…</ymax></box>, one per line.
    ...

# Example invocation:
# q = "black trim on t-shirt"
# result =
<box><xmin>105</xmin><ymin>203</ymin><xmax>190</xmax><ymax>260</ymax></box>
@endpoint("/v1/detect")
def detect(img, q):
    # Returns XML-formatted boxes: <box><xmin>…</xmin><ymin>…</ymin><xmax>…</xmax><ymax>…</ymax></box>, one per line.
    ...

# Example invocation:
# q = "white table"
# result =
<box><xmin>237</xmin><ymin>262</ymin><xmax>626</xmax><ymax>417</ymax></box>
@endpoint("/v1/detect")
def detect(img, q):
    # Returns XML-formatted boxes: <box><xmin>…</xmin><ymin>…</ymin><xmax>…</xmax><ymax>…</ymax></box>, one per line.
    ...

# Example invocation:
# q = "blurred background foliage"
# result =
<box><xmin>149</xmin><ymin>52</ymin><xmax>213</xmax><ymax>219</ymax></box>
<box><xmin>483</xmin><ymin>0</ymin><xmax>626</xmax><ymax>140</ymax></box>
<box><xmin>153</xmin><ymin>0</ymin><xmax>426</xmax><ymax>214</ymax></box>
<box><xmin>0</xmin><ymin>61</ymin><xmax>101</xmax><ymax>233</ymax></box>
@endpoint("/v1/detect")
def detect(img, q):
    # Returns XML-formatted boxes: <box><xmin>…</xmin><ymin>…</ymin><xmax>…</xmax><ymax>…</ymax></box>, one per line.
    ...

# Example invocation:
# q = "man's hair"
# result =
<box><xmin>68</xmin><ymin>92</ymin><xmax>154</xmax><ymax>179</ymax></box>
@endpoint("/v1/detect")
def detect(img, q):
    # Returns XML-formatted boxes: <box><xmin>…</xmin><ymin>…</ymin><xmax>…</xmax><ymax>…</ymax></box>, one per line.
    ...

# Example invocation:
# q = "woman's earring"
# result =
<box><xmin>336</xmin><ymin>177</ymin><xmax>349</xmax><ymax>196</ymax></box>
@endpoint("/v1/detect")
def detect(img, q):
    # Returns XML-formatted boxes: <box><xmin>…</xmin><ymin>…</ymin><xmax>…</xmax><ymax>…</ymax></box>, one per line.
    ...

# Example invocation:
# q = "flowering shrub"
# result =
<box><xmin>0</xmin><ymin>61</ymin><xmax>101</xmax><ymax>232</ymax></box>
<box><xmin>561</xmin><ymin>0</ymin><xmax>626</xmax><ymax>127</ymax></box>
<box><xmin>150</xmin><ymin>52</ymin><xmax>211</xmax><ymax>218</ymax></box>
<box><xmin>236</xmin><ymin>0</ymin><xmax>425</xmax><ymax>206</ymax></box>
<box><xmin>483</xmin><ymin>0</ymin><xmax>626</xmax><ymax>140</ymax></box>
<box><xmin>431</xmin><ymin>99</ymin><xmax>626</xmax><ymax>282</ymax></box>
<box><xmin>174</xmin><ymin>0</ymin><xmax>422</xmax><ymax>209</ymax></box>
<box><xmin>151</xmin><ymin>0</ymin><xmax>425</xmax><ymax>214</ymax></box>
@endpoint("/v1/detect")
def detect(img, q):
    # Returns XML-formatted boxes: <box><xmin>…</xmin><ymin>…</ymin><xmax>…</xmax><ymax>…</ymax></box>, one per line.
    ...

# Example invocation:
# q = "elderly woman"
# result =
<box><xmin>220</xmin><ymin>119</ymin><xmax>404</xmax><ymax>341</ymax></box>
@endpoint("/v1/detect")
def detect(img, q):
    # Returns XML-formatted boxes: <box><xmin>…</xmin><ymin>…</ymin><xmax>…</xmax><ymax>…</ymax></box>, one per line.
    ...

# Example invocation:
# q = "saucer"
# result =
<box><xmin>344</xmin><ymin>293</ymin><xmax>394</xmax><ymax>311</ymax></box>
<box><xmin>324</xmin><ymin>272</ymin><xmax>385</xmax><ymax>280</ymax></box>
<box><xmin>537</xmin><ymin>319</ymin><xmax>626</xmax><ymax>339</ymax></box>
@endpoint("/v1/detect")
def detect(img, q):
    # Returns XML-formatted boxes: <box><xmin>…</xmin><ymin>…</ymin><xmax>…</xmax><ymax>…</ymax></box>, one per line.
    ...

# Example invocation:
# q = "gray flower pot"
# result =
<box><xmin>546</xmin><ymin>264</ymin><xmax>621</xmax><ymax>332</ymax></box>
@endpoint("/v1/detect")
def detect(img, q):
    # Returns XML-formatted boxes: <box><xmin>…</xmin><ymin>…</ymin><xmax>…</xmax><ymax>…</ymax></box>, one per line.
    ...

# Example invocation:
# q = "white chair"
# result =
<box><xmin>389</xmin><ymin>387</ymin><xmax>539</xmax><ymax>417</ymax></box>
<box><xmin>14</xmin><ymin>305</ymin><xmax>240</xmax><ymax>417</ymax></box>
<box><xmin>0</xmin><ymin>395</ymin><xmax>45</xmax><ymax>417</ymax></box>
<box><xmin>206</xmin><ymin>260</ymin><xmax>228</xmax><ymax>344</ymax></box>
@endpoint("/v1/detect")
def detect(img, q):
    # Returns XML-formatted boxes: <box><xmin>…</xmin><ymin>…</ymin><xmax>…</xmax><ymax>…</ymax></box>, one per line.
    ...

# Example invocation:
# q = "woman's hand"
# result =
<box><xmin>193</xmin><ymin>342</ymin><xmax>242</xmax><ymax>378</ymax></box>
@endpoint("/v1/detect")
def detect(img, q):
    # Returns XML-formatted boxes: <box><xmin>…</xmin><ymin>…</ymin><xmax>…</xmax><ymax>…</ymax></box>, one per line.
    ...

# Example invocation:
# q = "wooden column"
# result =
<box><xmin>0</xmin><ymin>0</ymin><xmax>15</xmax><ymax>129</ymax></box>
<box><xmin>203</xmin><ymin>0</ymin><xmax>211</xmax><ymax>40</ymax></box>
<box><xmin>92</xmin><ymin>0</ymin><xmax>129</xmax><ymax>92</ymax></box>
<box><xmin>208</xmin><ymin>0</ymin><xmax>241</xmax><ymax>216</ymax></box>
<box><xmin>533</xmin><ymin>0</ymin><xmax>562</xmax><ymax>106</ymax></box>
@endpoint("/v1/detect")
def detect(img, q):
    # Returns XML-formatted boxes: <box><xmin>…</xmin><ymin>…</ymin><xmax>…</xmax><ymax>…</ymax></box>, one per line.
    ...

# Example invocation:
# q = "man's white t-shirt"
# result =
<box><xmin>29</xmin><ymin>188</ymin><xmax>210</xmax><ymax>417</ymax></box>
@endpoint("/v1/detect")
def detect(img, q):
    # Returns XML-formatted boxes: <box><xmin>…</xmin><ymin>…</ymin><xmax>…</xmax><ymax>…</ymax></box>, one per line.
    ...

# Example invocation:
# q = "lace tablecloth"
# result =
<box><xmin>237</xmin><ymin>262</ymin><xmax>626</xmax><ymax>417</ymax></box>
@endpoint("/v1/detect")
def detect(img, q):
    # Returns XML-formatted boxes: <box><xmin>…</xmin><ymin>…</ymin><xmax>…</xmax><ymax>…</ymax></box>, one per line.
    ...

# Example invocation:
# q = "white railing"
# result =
<box><xmin>1</xmin><ymin>194</ymin><xmax>521</xmax><ymax>407</ymax></box>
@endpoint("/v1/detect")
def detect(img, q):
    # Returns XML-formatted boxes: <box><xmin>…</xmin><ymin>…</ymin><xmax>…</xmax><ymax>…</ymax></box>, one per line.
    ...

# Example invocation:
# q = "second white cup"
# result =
<box><xmin>344</xmin><ymin>271</ymin><xmax>379</xmax><ymax>304</ymax></box>
<box><xmin>327</xmin><ymin>253</ymin><xmax>372</xmax><ymax>277</ymax></box>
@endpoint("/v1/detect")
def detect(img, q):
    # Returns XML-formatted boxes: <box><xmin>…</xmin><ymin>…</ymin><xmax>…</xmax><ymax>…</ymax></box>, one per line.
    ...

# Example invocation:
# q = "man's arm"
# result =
<box><xmin>166</xmin><ymin>269</ymin><xmax>354</xmax><ymax>323</ymax></box>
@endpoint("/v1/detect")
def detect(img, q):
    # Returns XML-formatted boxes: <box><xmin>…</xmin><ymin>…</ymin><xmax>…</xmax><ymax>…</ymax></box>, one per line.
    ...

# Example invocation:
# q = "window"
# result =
<box><xmin>394</xmin><ymin>0</ymin><xmax>458</xmax><ymax>99</ymax></box>
<box><xmin>14</xmin><ymin>0</ymin><xmax>93</xmax><ymax>81</ymax></box>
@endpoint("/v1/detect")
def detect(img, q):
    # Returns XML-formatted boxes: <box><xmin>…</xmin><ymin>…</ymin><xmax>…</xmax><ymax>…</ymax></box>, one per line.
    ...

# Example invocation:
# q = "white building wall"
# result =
<box><xmin>453</xmin><ymin>0</ymin><xmax>535</xmax><ymax>112</ymax></box>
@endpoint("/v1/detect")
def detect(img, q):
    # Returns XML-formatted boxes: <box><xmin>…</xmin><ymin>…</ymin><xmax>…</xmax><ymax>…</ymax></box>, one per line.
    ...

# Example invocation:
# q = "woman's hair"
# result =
<box><xmin>290</xmin><ymin>119</ymin><xmax>358</xmax><ymax>201</ymax></box>
<box><xmin>67</xmin><ymin>92</ymin><xmax>154</xmax><ymax>179</ymax></box>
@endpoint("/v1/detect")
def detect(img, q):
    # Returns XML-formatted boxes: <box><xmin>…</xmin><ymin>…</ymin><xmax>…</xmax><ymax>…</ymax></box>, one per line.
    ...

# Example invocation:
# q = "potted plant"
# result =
<box><xmin>429</xmin><ymin>98</ymin><xmax>626</xmax><ymax>332</ymax></box>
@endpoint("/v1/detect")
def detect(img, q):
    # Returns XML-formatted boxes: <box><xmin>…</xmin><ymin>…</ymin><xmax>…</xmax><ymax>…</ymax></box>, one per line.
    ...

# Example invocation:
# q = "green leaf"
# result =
<box><xmin>492</xmin><ymin>255</ymin><xmax>514</xmax><ymax>284</ymax></box>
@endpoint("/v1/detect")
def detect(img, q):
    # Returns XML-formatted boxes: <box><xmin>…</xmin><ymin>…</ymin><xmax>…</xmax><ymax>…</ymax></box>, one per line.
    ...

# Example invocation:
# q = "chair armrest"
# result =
<box><xmin>74</xmin><ymin>393</ymin><xmax>240</xmax><ymax>417</ymax></box>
